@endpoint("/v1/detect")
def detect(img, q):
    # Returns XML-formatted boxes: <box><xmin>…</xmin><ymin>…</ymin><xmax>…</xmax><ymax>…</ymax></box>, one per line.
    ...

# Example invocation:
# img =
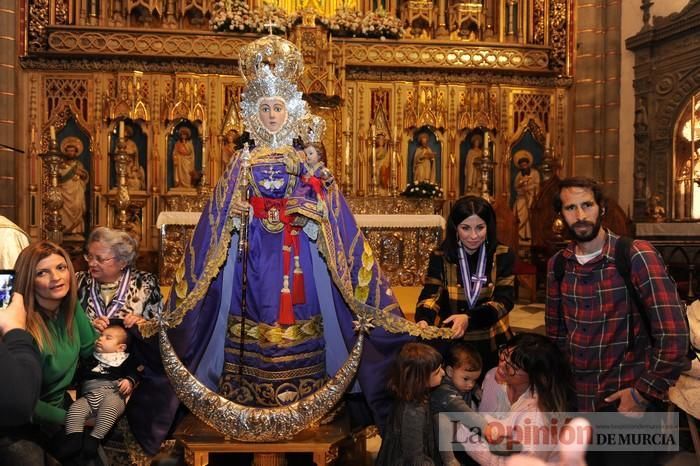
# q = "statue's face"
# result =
<box><xmin>419</xmin><ymin>133</ymin><xmax>429</xmax><ymax>146</ymax></box>
<box><xmin>304</xmin><ymin>145</ymin><xmax>320</xmax><ymax>164</ymax></box>
<box><xmin>64</xmin><ymin>145</ymin><xmax>79</xmax><ymax>159</ymax></box>
<box><xmin>258</xmin><ymin>97</ymin><xmax>288</xmax><ymax>133</ymax></box>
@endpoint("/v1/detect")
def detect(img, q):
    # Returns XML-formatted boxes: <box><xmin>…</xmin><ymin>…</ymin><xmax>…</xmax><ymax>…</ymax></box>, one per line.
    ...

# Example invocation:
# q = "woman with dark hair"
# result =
<box><xmin>459</xmin><ymin>332</ymin><xmax>575</xmax><ymax>465</ymax></box>
<box><xmin>416</xmin><ymin>195</ymin><xmax>516</xmax><ymax>372</ymax></box>
<box><xmin>2</xmin><ymin>241</ymin><xmax>97</xmax><ymax>464</ymax></box>
<box><xmin>499</xmin><ymin>333</ymin><xmax>575</xmax><ymax>414</ymax></box>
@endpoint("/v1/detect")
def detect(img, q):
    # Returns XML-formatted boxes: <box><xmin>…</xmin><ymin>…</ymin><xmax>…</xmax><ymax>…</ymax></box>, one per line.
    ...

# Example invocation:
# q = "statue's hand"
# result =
<box><xmin>230</xmin><ymin>198</ymin><xmax>251</xmax><ymax>217</ymax></box>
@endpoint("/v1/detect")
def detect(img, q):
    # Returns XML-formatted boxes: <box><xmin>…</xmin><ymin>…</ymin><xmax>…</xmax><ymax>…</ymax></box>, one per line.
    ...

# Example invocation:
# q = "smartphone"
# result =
<box><xmin>0</xmin><ymin>270</ymin><xmax>14</xmax><ymax>309</ymax></box>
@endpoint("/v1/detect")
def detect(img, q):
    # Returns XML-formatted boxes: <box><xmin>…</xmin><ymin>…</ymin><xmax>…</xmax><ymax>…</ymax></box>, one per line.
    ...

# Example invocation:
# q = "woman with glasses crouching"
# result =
<box><xmin>459</xmin><ymin>333</ymin><xmax>575</xmax><ymax>465</ymax></box>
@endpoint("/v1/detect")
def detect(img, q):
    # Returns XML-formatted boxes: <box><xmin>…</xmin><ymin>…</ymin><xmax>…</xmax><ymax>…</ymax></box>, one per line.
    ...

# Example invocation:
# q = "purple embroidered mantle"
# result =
<box><xmin>128</xmin><ymin>149</ymin><xmax>414</xmax><ymax>454</ymax></box>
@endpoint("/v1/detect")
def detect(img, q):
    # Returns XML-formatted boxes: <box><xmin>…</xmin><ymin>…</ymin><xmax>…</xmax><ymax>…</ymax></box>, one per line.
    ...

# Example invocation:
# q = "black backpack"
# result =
<box><xmin>553</xmin><ymin>237</ymin><xmax>697</xmax><ymax>360</ymax></box>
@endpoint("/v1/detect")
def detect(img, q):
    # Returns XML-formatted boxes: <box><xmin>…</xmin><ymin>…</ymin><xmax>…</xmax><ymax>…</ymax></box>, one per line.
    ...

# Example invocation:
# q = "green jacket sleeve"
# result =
<box><xmin>34</xmin><ymin>399</ymin><xmax>67</xmax><ymax>425</ymax></box>
<box><xmin>75</xmin><ymin>303</ymin><xmax>97</xmax><ymax>359</ymax></box>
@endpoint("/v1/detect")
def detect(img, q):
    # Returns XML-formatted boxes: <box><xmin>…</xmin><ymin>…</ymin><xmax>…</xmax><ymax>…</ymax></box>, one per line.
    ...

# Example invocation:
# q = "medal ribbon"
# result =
<box><xmin>90</xmin><ymin>268</ymin><xmax>131</xmax><ymax>319</ymax></box>
<box><xmin>458</xmin><ymin>243</ymin><xmax>487</xmax><ymax>309</ymax></box>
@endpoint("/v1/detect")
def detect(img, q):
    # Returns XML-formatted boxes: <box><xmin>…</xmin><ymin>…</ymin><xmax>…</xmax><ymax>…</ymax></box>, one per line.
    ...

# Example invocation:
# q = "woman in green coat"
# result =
<box><xmin>4</xmin><ymin>241</ymin><xmax>96</xmax><ymax>465</ymax></box>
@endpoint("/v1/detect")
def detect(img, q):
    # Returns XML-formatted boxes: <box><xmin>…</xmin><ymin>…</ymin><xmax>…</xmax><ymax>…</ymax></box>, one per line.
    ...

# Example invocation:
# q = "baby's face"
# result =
<box><xmin>95</xmin><ymin>327</ymin><xmax>127</xmax><ymax>354</ymax></box>
<box><xmin>446</xmin><ymin>364</ymin><xmax>481</xmax><ymax>393</ymax></box>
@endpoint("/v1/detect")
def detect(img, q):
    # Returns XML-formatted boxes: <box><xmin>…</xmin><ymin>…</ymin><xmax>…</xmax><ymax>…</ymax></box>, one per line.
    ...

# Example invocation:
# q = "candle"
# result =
<box><xmin>202</xmin><ymin>142</ymin><xmax>207</xmax><ymax>170</ymax></box>
<box><xmin>391</xmin><ymin>146</ymin><xmax>397</xmax><ymax>191</ymax></box>
<box><xmin>119</xmin><ymin>121</ymin><xmax>125</xmax><ymax>138</ymax></box>
<box><xmin>371</xmin><ymin>126</ymin><xmax>377</xmax><ymax>183</ymax></box>
<box><xmin>483</xmin><ymin>131</ymin><xmax>489</xmax><ymax>153</ymax></box>
<box><xmin>545</xmin><ymin>132</ymin><xmax>551</xmax><ymax>148</ymax></box>
<box><xmin>49</xmin><ymin>125</ymin><xmax>56</xmax><ymax>142</ymax></box>
<box><xmin>202</xmin><ymin>120</ymin><xmax>207</xmax><ymax>138</ymax></box>
<box><xmin>328</xmin><ymin>35</ymin><xmax>333</xmax><ymax>61</ymax></box>
<box><xmin>345</xmin><ymin>139</ymin><xmax>350</xmax><ymax>169</ymax></box>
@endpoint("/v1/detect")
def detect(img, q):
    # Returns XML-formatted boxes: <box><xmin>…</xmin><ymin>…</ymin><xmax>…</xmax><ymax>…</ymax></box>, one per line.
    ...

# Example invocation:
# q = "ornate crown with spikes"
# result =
<box><xmin>239</xmin><ymin>35</ymin><xmax>304</xmax><ymax>85</ymax></box>
<box><xmin>299</xmin><ymin>114</ymin><xmax>326</xmax><ymax>145</ymax></box>
<box><xmin>238</xmin><ymin>35</ymin><xmax>308</xmax><ymax>150</ymax></box>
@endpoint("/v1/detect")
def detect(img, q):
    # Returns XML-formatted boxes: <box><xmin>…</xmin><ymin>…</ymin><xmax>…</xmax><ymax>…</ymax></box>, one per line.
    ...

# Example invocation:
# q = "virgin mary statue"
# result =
<box><xmin>131</xmin><ymin>35</ymin><xmax>449</xmax><ymax>454</ymax></box>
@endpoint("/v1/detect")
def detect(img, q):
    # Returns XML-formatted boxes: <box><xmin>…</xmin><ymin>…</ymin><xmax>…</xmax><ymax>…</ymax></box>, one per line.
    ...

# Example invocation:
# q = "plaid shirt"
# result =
<box><xmin>545</xmin><ymin>230</ymin><xmax>690</xmax><ymax>412</ymax></box>
<box><xmin>415</xmin><ymin>244</ymin><xmax>515</xmax><ymax>343</ymax></box>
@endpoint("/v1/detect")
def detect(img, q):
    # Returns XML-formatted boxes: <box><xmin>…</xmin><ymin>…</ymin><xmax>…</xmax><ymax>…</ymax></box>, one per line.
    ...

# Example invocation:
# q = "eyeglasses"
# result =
<box><xmin>498</xmin><ymin>344</ymin><xmax>522</xmax><ymax>377</ymax></box>
<box><xmin>83</xmin><ymin>254</ymin><xmax>116</xmax><ymax>265</ymax></box>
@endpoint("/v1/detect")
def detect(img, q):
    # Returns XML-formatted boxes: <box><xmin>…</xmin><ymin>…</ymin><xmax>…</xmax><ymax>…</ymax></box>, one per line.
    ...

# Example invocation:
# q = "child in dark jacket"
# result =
<box><xmin>60</xmin><ymin>323</ymin><xmax>141</xmax><ymax>461</ymax></box>
<box><xmin>376</xmin><ymin>342</ymin><xmax>444</xmax><ymax>466</ymax></box>
<box><xmin>431</xmin><ymin>341</ymin><xmax>488</xmax><ymax>466</ymax></box>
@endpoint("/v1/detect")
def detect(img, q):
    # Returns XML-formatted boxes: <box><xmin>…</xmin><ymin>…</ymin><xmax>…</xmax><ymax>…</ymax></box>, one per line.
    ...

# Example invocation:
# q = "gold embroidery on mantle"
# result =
<box><xmin>226</xmin><ymin>315</ymin><xmax>324</xmax><ymax>347</ymax></box>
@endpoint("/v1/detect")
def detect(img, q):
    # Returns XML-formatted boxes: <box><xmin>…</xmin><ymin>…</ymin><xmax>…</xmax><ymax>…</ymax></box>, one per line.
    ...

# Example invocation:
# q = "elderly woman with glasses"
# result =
<box><xmin>77</xmin><ymin>227</ymin><xmax>162</xmax><ymax>333</ymax></box>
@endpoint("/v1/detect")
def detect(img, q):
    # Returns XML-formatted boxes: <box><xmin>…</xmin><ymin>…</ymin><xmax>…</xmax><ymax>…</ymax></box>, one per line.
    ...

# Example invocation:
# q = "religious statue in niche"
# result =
<box><xmin>222</xmin><ymin>129</ymin><xmax>240</xmax><ymax>166</ymax></box>
<box><xmin>375</xmin><ymin>131</ymin><xmax>391</xmax><ymax>193</ymax></box>
<box><xmin>675</xmin><ymin>160</ymin><xmax>691</xmax><ymax>218</ymax></box>
<box><xmin>512</xmin><ymin>150</ymin><xmax>541</xmax><ymax>243</ymax></box>
<box><xmin>411</xmin><ymin>130</ymin><xmax>438</xmax><ymax>183</ymax></box>
<box><xmin>59</xmin><ymin>137</ymin><xmax>89</xmax><ymax>237</ymax></box>
<box><xmin>173</xmin><ymin>126</ymin><xmax>196</xmax><ymax>188</ymax></box>
<box><xmin>124</xmin><ymin>125</ymin><xmax>145</xmax><ymax>191</ymax></box>
<box><xmin>464</xmin><ymin>133</ymin><xmax>483</xmax><ymax>194</ymax></box>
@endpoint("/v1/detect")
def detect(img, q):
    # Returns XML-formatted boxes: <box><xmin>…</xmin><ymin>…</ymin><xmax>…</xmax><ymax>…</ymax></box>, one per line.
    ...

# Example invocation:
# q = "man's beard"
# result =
<box><xmin>565</xmin><ymin>214</ymin><xmax>603</xmax><ymax>242</ymax></box>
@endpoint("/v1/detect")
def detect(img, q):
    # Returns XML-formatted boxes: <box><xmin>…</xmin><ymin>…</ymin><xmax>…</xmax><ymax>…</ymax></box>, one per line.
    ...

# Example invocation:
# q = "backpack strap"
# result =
<box><xmin>615</xmin><ymin>236</ymin><xmax>652</xmax><ymax>350</ymax></box>
<box><xmin>552</xmin><ymin>250</ymin><xmax>567</xmax><ymax>336</ymax></box>
<box><xmin>553</xmin><ymin>250</ymin><xmax>566</xmax><ymax>284</ymax></box>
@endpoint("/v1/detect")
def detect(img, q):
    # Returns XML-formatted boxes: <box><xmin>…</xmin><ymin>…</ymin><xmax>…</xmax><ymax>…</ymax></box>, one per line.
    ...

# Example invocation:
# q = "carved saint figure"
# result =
<box><xmin>124</xmin><ymin>125</ymin><xmax>145</xmax><ymax>191</ymax></box>
<box><xmin>375</xmin><ymin>132</ymin><xmax>391</xmax><ymax>192</ymax></box>
<box><xmin>412</xmin><ymin>131</ymin><xmax>436</xmax><ymax>183</ymax></box>
<box><xmin>222</xmin><ymin>129</ymin><xmax>239</xmax><ymax>166</ymax></box>
<box><xmin>173</xmin><ymin>126</ymin><xmax>195</xmax><ymax>188</ymax></box>
<box><xmin>512</xmin><ymin>150</ymin><xmax>541</xmax><ymax>243</ymax></box>
<box><xmin>59</xmin><ymin>137</ymin><xmax>89</xmax><ymax>236</ymax></box>
<box><xmin>464</xmin><ymin>133</ymin><xmax>483</xmax><ymax>194</ymax></box>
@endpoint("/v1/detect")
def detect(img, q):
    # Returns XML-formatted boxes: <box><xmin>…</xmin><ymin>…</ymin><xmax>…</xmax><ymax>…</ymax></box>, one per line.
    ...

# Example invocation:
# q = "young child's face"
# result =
<box><xmin>304</xmin><ymin>145</ymin><xmax>320</xmax><ymax>164</ymax></box>
<box><xmin>429</xmin><ymin>366</ymin><xmax>445</xmax><ymax>388</ymax></box>
<box><xmin>446</xmin><ymin>364</ymin><xmax>482</xmax><ymax>393</ymax></box>
<box><xmin>95</xmin><ymin>327</ymin><xmax>127</xmax><ymax>354</ymax></box>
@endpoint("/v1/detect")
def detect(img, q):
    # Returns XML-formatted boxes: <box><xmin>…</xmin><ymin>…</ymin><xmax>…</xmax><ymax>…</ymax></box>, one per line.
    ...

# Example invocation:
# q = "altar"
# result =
<box><xmin>157</xmin><ymin>212</ymin><xmax>445</xmax><ymax>287</ymax></box>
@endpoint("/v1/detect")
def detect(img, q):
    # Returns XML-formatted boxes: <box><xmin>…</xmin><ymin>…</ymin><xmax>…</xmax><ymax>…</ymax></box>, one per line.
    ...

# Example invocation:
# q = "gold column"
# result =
<box><xmin>436</xmin><ymin>0</ymin><xmax>448</xmax><ymax>38</ymax></box>
<box><xmin>112</xmin><ymin>124</ymin><xmax>131</xmax><ymax>231</ymax></box>
<box><xmin>40</xmin><ymin>131</ymin><xmax>65</xmax><ymax>243</ymax></box>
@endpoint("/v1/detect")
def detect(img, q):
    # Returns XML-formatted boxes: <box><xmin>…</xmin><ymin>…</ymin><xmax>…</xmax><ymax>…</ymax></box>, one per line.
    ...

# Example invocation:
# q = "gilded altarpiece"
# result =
<box><xmin>19</xmin><ymin>0</ymin><xmax>574</xmax><ymax>274</ymax></box>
